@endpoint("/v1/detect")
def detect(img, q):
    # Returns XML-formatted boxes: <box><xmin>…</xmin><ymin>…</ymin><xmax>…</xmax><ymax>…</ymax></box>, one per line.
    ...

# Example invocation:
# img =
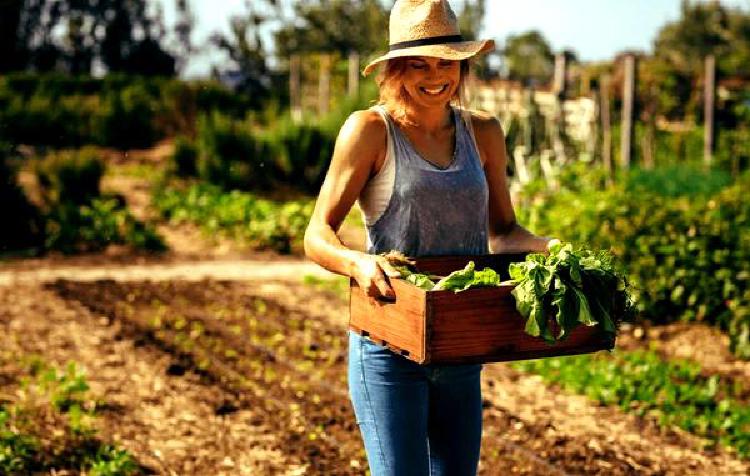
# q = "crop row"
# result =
<box><xmin>52</xmin><ymin>280</ymin><xmax>367</xmax><ymax>474</ymax></box>
<box><xmin>152</xmin><ymin>183</ymin><xmax>314</xmax><ymax>254</ymax></box>
<box><xmin>0</xmin><ymin>356</ymin><xmax>138</xmax><ymax>475</ymax></box>
<box><xmin>513</xmin><ymin>350</ymin><xmax>750</xmax><ymax>459</ymax></box>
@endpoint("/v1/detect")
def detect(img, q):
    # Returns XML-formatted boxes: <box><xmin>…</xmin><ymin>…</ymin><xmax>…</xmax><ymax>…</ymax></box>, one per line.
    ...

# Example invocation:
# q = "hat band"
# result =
<box><xmin>389</xmin><ymin>34</ymin><xmax>465</xmax><ymax>51</ymax></box>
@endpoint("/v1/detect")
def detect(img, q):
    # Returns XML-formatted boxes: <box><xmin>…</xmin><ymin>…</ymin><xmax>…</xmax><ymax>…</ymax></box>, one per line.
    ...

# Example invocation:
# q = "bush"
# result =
<box><xmin>96</xmin><ymin>84</ymin><xmax>159</xmax><ymax>150</ymax></box>
<box><xmin>170</xmin><ymin>136</ymin><xmax>198</xmax><ymax>177</ymax></box>
<box><xmin>195</xmin><ymin>112</ymin><xmax>266</xmax><ymax>189</ymax></box>
<box><xmin>34</xmin><ymin>148</ymin><xmax>104</xmax><ymax>206</ymax></box>
<box><xmin>0</xmin><ymin>143</ymin><xmax>43</xmax><ymax>253</ymax></box>
<box><xmin>0</xmin><ymin>73</ymin><xmax>252</xmax><ymax>150</ymax></box>
<box><xmin>32</xmin><ymin>148</ymin><xmax>165</xmax><ymax>254</ymax></box>
<box><xmin>44</xmin><ymin>198</ymin><xmax>166</xmax><ymax>254</ymax></box>
<box><xmin>190</xmin><ymin>84</ymin><xmax>377</xmax><ymax>192</ymax></box>
<box><xmin>623</xmin><ymin>163</ymin><xmax>732</xmax><ymax>198</ymax></box>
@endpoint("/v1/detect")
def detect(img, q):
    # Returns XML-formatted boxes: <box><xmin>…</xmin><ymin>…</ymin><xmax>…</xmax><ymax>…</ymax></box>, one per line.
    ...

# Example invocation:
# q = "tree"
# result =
<box><xmin>654</xmin><ymin>0</ymin><xmax>750</xmax><ymax>78</ymax></box>
<box><xmin>0</xmin><ymin>0</ymin><xmax>25</xmax><ymax>72</ymax></box>
<box><xmin>503</xmin><ymin>30</ymin><xmax>554</xmax><ymax>87</ymax></box>
<box><xmin>273</xmin><ymin>0</ymin><xmax>388</xmax><ymax>58</ymax></box>
<box><xmin>210</xmin><ymin>3</ymin><xmax>278</xmax><ymax>106</ymax></box>
<box><xmin>4</xmin><ymin>0</ymin><xmax>182</xmax><ymax>76</ymax></box>
<box><xmin>455</xmin><ymin>0</ymin><xmax>486</xmax><ymax>42</ymax></box>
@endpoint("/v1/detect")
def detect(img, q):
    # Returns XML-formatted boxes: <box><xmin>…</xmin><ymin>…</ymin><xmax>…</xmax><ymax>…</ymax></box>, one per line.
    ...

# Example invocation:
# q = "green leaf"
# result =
<box><xmin>406</xmin><ymin>273</ymin><xmax>435</xmax><ymax>290</ymax></box>
<box><xmin>433</xmin><ymin>261</ymin><xmax>476</xmax><ymax>291</ymax></box>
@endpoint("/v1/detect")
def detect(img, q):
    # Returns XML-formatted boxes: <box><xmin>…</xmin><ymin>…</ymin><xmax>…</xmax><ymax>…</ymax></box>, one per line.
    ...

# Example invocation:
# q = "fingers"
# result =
<box><xmin>376</xmin><ymin>257</ymin><xmax>402</xmax><ymax>279</ymax></box>
<box><xmin>360</xmin><ymin>259</ymin><xmax>396</xmax><ymax>300</ymax></box>
<box><xmin>373</xmin><ymin>278</ymin><xmax>395</xmax><ymax>300</ymax></box>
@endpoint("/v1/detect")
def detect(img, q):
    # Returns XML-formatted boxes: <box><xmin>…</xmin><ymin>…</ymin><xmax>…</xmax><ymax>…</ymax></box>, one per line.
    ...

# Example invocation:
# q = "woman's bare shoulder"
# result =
<box><xmin>467</xmin><ymin>109</ymin><xmax>503</xmax><ymax>136</ymax></box>
<box><xmin>339</xmin><ymin>109</ymin><xmax>387</xmax><ymax>149</ymax></box>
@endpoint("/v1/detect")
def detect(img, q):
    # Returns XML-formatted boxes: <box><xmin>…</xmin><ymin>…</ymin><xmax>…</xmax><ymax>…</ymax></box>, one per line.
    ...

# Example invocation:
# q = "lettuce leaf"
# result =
<box><xmin>509</xmin><ymin>242</ymin><xmax>633</xmax><ymax>343</ymax></box>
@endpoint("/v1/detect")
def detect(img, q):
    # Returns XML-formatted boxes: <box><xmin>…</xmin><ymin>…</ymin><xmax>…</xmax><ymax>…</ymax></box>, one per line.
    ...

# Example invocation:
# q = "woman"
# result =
<box><xmin>304</xmin><ymin>0</ymin><xmax>550</xmax><ymax>474</ymax></box>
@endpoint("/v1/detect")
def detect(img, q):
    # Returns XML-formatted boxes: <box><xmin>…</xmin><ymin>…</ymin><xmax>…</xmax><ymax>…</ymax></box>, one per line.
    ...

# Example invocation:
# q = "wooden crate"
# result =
<box><xmin>349</xmin><ymin>254</ymin><xmax>616</xmax><ymax>365</ymax></box>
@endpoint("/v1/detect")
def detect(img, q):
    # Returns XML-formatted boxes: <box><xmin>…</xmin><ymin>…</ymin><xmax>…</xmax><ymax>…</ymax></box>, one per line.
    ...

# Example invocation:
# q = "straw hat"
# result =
<box><xmin>362</xmin><ymin>0</ymin><xmax>495</xmax><ymax>76</ymax></box>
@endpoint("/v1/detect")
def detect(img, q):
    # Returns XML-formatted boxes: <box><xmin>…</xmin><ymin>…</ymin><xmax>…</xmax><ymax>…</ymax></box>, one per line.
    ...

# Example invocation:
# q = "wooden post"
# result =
<box><xmin>348</xmin><ymin>51</ymin><xmax>360</xmax><ymax>97</ymax></box>
<box><xmin>289</xmin><ymin>54</ymin><xmax>302</xmax><ymax>122</ymax></box>
<box><xmin>704</xmin><ymin>54</ymin><xmax>716</xmax><ymax>168</ymax></box>
<box><xmin>318</xmin><ymin>54</ymin><xmax>331</xmax><ymax>116</ymax></box>
<box><xmin>553</xmin><ymin>53</ymin><xmax>567</xmax><ymax>98</ymax></box>
<box><xmin>620</xmin><ymin>54</ymin><xmax>636</xmax><ymax>170</ymax></box>
<box><xmin>600</xmin><ymin>74</ymin><xmax>613</xmax><ymax>181</ymax></box>
<box><xmin>552</xmin><ymin>52</ymin><xmax>568</xmax><ymax>163</ymax></box>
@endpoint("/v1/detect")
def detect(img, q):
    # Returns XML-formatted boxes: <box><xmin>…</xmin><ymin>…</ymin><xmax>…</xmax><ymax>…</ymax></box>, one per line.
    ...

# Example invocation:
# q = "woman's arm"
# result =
<box><xmin>304</xmin><ymin>110</ymin><xmax>400</xmax><ymax>298</ymax></box>
<box><xmin>472</xmin><ymin>112</ymin><xmax>551</xmax><ymax>254</ymax></box>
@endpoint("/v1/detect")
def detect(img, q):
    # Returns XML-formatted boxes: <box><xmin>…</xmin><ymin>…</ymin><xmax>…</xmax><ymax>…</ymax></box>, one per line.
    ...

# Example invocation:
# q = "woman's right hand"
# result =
<box><xmin>351</xmin><ymin>254</ymin><xmax>402</xmax><ymax>300</ymax></box>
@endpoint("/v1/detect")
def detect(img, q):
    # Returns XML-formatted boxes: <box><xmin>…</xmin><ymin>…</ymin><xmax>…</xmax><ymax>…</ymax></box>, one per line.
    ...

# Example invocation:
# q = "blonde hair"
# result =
<box><xmin>375</xmin><ymin>57</ymin><xmax>470</xmax><ymax>127</ymax></box>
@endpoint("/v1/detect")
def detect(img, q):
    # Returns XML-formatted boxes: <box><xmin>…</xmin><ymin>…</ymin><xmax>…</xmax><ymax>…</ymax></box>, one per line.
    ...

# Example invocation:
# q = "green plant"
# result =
<box><xmin>508</xmin><ymin>241</ymin><xmax>632</xmax><ymax>343</ymax></box>
<box><xmin>0</xmin><ymin>142</ymin><xmax>43</xmax><ymax>253</ymax></box>
<box><xmin>2</xmin><ymin>360</ymin><xmax>140</xmax><ymax>474</ymax></box>
<box><xmin>45</xmin><ymin>197</ymin><xmax>166</xmax><ymax>254</ymax></box>
<box><xmin>35</xmin><ymin>147</ymin><xmax>104</xmax><ymax>207</ymax></box>
<box><xmin>0</xmin><ymin>408</ymin><xmax>38</xmax><ymax>474</ymax></box>
<box><xmin>153</xmin><ymin>183</ymin><xmax>313</xmax><ymax>254</ymax></box>
<box><xmin>170</xmin><ymin>135</ymin><xmax>198</xmax><ymax>177</ymax></box>
<box><xmin>514</xmin><ymin>350</ymin><xmax>750</xmax><ymax>458</ymax></box>
<box><xmin>87</xmin><ymin>445</ymin><xmax>139</xmax><ymax>476</ymax></box>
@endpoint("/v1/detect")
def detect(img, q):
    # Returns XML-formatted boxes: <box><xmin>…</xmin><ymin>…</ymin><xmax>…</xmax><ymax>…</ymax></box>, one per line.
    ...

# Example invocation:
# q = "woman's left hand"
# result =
<box><xmin>489</xmin><ymin>224</ymin><xmax>552</xmax><ymax>254</ymax></box>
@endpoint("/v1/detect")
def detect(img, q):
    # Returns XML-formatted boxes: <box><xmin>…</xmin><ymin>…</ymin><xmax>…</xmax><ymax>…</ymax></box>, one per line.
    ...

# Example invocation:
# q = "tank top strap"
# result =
<box><xmin>453</xmin><ymin>107</ymin><xmax>483</xmax><ymax>170</ymax></box>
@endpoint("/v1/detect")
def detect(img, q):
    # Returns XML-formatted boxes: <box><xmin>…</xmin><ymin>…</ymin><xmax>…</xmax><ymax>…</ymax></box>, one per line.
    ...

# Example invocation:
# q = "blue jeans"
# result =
<box><xmin>347</xmin><ymin>331</ymin><xmax>483</xmax><ymax>476</ymax></box>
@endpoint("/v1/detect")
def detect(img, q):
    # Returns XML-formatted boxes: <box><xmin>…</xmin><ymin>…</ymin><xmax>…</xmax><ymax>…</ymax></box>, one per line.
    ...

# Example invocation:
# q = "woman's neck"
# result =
<box><xmin>398</xmin><ymin>103</ymin><xmax>453</xmax><ymax>134</ymax></box>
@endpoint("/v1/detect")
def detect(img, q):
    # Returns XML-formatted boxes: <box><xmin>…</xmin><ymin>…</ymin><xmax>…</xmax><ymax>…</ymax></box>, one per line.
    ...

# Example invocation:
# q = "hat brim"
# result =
<box><xmin>362</xmin><ymin>39</ymin><xmax>495</xmax><ymax>76</ymax></box>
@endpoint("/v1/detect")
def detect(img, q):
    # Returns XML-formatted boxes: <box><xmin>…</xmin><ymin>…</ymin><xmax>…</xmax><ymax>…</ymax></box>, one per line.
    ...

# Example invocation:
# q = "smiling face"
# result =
<box><xmin>400</xmin><ymin>56</ymin><xmax>462</xmax><ymax>108</ymax></box>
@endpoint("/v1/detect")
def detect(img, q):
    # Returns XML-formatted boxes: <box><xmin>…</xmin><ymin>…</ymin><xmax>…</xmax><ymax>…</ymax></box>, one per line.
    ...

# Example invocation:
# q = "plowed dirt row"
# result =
<box><xmin>0</xmin><ymin>276</ymin><xmax>748</xmax><ymax>475</ymax></box>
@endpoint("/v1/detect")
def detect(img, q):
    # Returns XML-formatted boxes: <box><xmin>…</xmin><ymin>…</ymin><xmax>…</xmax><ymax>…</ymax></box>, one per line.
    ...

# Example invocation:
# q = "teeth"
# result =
<box><xmin>421</xmin><ymin>85</ymin><xmax>447</xmax><ymax>95</ymax></box>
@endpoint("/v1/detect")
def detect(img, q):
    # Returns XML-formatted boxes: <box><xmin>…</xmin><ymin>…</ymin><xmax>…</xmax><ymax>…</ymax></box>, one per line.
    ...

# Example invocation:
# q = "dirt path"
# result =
<box><xmin>0</xmin><ymin>257</ymin><xmax>332</xmax><ymax>286</ymax></box>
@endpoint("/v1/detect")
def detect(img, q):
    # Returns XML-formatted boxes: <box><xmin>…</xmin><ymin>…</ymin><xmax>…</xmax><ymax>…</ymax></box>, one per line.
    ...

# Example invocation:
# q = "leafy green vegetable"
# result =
<box><xmin>406</xmin><ymin>274</ymin><xmax>436</xmax><ymax>290</ymax></box>
<box><xmin>433</xmin><ymin>262</ymin><xmax>476</xmax><ymax>291</ymax></box>
<box><xmin>510</xmin><ymin>241</ymin><xmax>634</xmax><ymax>344</ymax></box>
<box><xmin>432</xmin><ymin>262</ymin><xmax>505</xmax><ymax>292</ymax></box>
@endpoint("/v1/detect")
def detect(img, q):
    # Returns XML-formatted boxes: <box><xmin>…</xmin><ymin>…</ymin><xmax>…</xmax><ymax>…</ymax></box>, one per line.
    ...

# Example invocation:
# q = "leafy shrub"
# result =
<box><xmin>45</xmin><ymin>198</ymin><xmax>166</xmax><ymax>254</ymax></box>
<box><xmin>34</xmin><ymin>147</ymin><xmax>104</xmax><ymax>206</ymax></box>
<box><xmin>0</xmin><ymin>73</ymin><xmax>251</xmax><ymax>149</ymax></box>
<box><xmin>191</xmin><ymin>84</ymin><xmax>376</xmax><ymax>192</ymax></box>
<box><xmin>32</xmin><ymin>148</ymin><xmax>165</xmax><ymax>254</ymax></box>
<box><xmin>170</xmin><ymin>136</ymin><xmax>198</xmax><ymax>177</ymax></box>
<box><xmin>195</xmin><ymin>112</ymin><xmax>266</xmax><ymax>189</ymax></box>
<box><xmin>624</xmin><ymin>163</ymin><xmax>732</xmax><ymax>198</ymax></box>
<box><xmin>153</xmin><ymin>183</ymin><xmax>313</xmax><ymax>254</ymax></box>
<box><xmin>96</xmin><ymin>83</ymin><xmax>159</xmax><ymax>150</ymax></box>
<box><xmin>0</xmin><ymin>143</ymin><xmax>43</xmax><ymax>252</ymax></box>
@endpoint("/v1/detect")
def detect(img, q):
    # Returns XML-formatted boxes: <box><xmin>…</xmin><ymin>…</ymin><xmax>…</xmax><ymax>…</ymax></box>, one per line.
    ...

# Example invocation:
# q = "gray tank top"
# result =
<box><xmin>367</xmin><ymin>105</ymin><xmax>489</xmax><ymax>257</ymax></box>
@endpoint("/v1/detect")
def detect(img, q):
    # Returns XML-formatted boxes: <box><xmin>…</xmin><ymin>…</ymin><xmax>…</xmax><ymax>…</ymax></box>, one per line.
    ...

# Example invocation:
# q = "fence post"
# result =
<box><xmin>318</xmin><ymin>54</ymin><xmax>331</xmax><ymax>116</ymax></box>
<box><xmin>704</xmin><ymin>54</ymin><xmax>716</xmax><ymax>168</ymax></box>
<box><xmin>552</xmin><ymin>52</ymin><xmax>568</xmax><ymax>163</ymax></box>
<box><xmin>620</xmin><ymin>53</ymin><xmax>636</xmax><ymax>170</ymax></box>
<box><xmin>289</xmin><ymin>54</ymin><xmax>302</xmax><ymax>123</ymax></box>
<box><xmin>348</xmin><ymin>51</ymin><xmax>360</xmax><ymax>97</ymax></box>
<box><xmin>600</xmin><ymin>74</ymin><xmax>613</xmax><ymax>182</ymax></box>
